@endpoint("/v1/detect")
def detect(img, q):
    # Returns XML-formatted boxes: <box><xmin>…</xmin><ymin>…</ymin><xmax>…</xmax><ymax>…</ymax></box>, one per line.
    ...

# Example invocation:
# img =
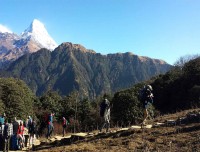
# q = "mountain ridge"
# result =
<box><xmin>0</xmin><ymin>19</ymin><xmax>57</xmax><ymax>68</ymax></box>
<box><xmin>3</xmin><ymin>42</ymin><xmax>171</xmax><ymax>98</ymax></box>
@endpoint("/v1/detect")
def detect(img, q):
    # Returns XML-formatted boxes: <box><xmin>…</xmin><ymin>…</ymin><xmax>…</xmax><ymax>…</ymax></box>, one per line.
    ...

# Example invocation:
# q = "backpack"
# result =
<box><xmin>139</xmin><ymin>86</ymin><xmax>147</xmax><ymax>101</ymax></box>
<box><xmin>29</xmin><ymin>121</ymin><xmax>36</xmax><ymax>134</ymax></box>
<box><xmin>44</xmin><ymin>114</ymin><xmax>50</xmax><ymax>125</ymax></box>
<box><xmin>139</xmin><ymin>86</ymin><xmax>154</xmax><ymax>104</ymax></box>
<box><xmin>100</xmin><ymin>99</ymin><xmax>109</xmax><ymax>117</ymax></box>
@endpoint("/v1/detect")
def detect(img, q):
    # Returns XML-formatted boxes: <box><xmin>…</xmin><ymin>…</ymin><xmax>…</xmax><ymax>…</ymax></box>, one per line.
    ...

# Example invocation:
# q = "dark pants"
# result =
<box><xmin>0</xmin><ymin>135</ymin><xmax>4</xmax><ymax>151</ymax></box>
<box><xmin>47</xmin><ymin>123</ymin><xmax>54</xmax><ymax>139</ymax></box>
<box><xmin>100</xmin><ymin>121</ymin><xmax>110</xmax><ymax>132</ymax></box>
<box><xmin>4</xmin><ymin>137</ymin><xmax>10</xmax><ymax>152</ymax></box>
<box><xmin>24</xmin><ymin>135</ymin><xmax>29</xmax><ymax>147</ymax></box>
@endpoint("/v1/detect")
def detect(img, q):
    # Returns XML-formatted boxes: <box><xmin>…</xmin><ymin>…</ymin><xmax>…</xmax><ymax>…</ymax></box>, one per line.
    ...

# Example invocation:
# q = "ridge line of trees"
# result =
<box><xmin>0</xmin><ymin>55</ymin><xmax>199</xmax><ymax>134</ymax></box>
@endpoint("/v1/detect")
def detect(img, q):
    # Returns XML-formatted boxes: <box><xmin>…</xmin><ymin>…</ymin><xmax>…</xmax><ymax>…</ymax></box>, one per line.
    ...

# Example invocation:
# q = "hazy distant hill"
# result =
<box><xmin>4</xmin><ymin>42</ymin><xmax>171</xmax><ymax>98</ymax></box>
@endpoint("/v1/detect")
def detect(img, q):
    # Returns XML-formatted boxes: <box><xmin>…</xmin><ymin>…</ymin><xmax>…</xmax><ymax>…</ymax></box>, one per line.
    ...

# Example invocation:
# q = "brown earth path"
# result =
<box><xmin>18</xmin><ymin>108</ymin><xmax>200</xmax><ymax>152</ymax></box>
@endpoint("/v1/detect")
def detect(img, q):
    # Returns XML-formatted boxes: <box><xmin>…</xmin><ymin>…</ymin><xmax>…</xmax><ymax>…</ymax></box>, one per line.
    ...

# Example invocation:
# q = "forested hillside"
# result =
<box><xmin>111</xmin><ymin>56</ymin><xmax>200</xmax><ymax>125</ymax></box>
<box><xmin>2</xmin><ymin>42</ymin><xmax>171</xmax><ymax>99</ymax></box>
<box><xmin>153</xmin><ymin>56</ymin><xmax>200</xmax><ymax>113</ymax></box>
<box><xmin>0</xmin><ymin>57</ymin><xmax>199</xmax><ymax>132</ymax></box>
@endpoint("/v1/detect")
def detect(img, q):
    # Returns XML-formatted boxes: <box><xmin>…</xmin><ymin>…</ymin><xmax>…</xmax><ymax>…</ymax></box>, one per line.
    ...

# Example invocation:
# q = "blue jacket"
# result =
<box><xmin>0</xmin><ymin>116</ymin><xmax>5</xmax><ymax>125</ymax></box>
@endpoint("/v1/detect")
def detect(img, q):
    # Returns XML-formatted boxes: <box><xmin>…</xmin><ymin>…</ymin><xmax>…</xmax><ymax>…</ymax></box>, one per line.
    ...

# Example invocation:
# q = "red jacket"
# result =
<box><xmin>17</xmin><ymin>125</ymin><xmax>24</xmax><ymax>135</ymax></box>
<box><xmin>63</xmin><ymin>118</ymin><xmax>66</xmax><ymax>125</ymax></box>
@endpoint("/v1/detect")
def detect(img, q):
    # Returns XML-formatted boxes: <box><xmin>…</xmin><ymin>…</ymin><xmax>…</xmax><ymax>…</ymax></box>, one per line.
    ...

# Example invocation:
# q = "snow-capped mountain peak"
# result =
<box><xmin>21</xmin><ymin>19</ymin><xmax>58</xmax><ymax>50</ymax></box>
<box><xmin>0</xmin><ymin>24</ymin><xmax>12</xmax><ymax>33</ymax></box>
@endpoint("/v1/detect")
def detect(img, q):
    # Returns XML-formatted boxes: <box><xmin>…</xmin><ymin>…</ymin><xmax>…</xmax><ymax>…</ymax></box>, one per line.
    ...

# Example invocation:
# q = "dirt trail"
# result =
<box><xmin>30</xmin><ymin>109</ymin><xmax>200</xmax><ymax>151</ymax></box>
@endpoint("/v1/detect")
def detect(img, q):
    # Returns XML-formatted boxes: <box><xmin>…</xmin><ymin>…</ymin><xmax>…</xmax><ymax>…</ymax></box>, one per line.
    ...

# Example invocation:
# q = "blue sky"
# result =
<box><xmin>0</xmin><ymin>0</ymin><xmax>200</xmax><ymax>65</ymax></box>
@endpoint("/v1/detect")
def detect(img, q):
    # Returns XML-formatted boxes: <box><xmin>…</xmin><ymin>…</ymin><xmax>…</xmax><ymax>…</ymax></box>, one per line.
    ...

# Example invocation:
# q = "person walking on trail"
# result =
<box><xmin>27</xmin><ymin>116</ymin><xmax>32</xmax><ymax>135</ymax></box>
<box><xmin>46</xmin><ymin>113</ymin><xmax>54</xmax><ymax>139</ymax></box>
<box><xmin>140</xmin><ymin>85</ymin><xmax>154</xmax><ymax>125</ymax></box>
<box><xmin>99</xmin><ymin>94</ymin><xmax>111</xmax><ymax>133</ymax></box>
<box><xmin>28</xmin><ymin>118</ymin><xmax>36</xmax><ymax>148</ymax></box>
<box><xmin>3</xmin><ymin>120</ymin><xmax>12</xmax><ymax>152</ymax></box>
<box><xmin>11</xmin><ymin>117</ymin><xmax>19</xmax><ymax>150</ymax></box>
<box><xmin>17</xmin><ymin>121</ymin><xmax>25</xmax><ymax>148</ymax></box>
<box><xmin>62</xmin><ymin>117</ymin><xmax>69</xmax><ymax>137</ymax></box>
<box><xmin>27</xmin><ymin>116</ymin><xmax>32</xmax><ymax>127</ymax></box>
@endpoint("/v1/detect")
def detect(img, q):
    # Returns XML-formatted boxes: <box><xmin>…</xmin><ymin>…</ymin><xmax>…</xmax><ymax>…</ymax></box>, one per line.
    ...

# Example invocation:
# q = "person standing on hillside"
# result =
<box><xmin>11</xmin><ymin>117</ymin><xmax>19</xmax><ymax>150</ymax></box>
<box><xmin>46</xmin><ymin>113</ymin><xmax>54</xmax><ymax>139</ymax></box>
<box><xmin>3</xmin><ymin>120</ymin><xmax>12</xmax><ymax>152</ymax></box>
<box><xmin>99</xmin><ymin>94</ymin><xmax>111</xmax><ymax>133</ymax></box>
<box><xmin>62</xmin><ymin>117</ymin><xmax>69</xmax><ymax>137</ymax></box>
<box><xmin>28</xmin><ymin>118</ymin><xmax>36</xmax><ymax>148</ymax></box>
<box><xmin>27</xmin><ymin>116</ymin><xmax>32</xmax><ymax>134</ymax></box>
<box><xmin>140</xmin><ymin>85</ymin><xmax>154</xmax><ymax>125</ymax></box>
<box><xmin>17</xmin><ymin>121</ymin><xmax>25</xmax><ymax>148</ymax></box>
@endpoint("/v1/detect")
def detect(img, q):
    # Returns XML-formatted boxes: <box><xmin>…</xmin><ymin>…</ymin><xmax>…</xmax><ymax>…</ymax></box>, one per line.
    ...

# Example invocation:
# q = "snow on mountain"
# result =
<box><xmin>0</xmin><ymin>19</ymin><xmax>59</xmax><ymax>68</ymax></box>
<box><xmin>21</xmin><ymin>19</ymin><xmax>58</xmax><ymax>50</ymax></box>
<box><xmin>0</xmin><ymin>24</ymin><xmax>12</xmax><ymax>33</ymax></box>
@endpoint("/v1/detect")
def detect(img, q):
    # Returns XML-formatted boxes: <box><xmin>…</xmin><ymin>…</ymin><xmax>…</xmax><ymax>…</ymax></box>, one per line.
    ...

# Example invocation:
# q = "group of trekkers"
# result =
<box><xmin>45</xmin><ymin>84</ymin><xmax>154</xmax><ymax>136</ymax></box>
<box><xmin>99</xmin><ymin>84</ymin><xmax>154</xmax><ymax>133</ymax></box>
<box><xmin>0</xmin><ymin>84</ymin><xmax>153</xmax><ymax>150</ymax></box>
<box><xmin>46</xmin><ymin>113</ymin><xmax>69</xmax><ymax>138</ymax></box>
<box><xmin>0</xmin><ymin>115</ymin><xmax>37</xmax><ymax>151</ymax></box>
<box><xmin>0</xmin><ymin>110</ymin><xmax>70</xmax><ymax>151</ymax></box>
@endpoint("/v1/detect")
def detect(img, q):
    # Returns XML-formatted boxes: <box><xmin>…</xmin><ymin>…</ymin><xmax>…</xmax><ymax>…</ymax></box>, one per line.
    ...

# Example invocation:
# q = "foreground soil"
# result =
<box><xmin>34</xmin><ymin>109</ymin><xmax>200</xmax><ymax>152</ymax></box>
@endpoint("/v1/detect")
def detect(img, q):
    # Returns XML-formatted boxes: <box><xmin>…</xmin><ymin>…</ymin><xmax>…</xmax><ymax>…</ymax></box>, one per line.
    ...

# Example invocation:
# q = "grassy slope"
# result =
<box><xmin>35</xmin><ymin>108</ymin><xmax>200</xmax><ymax>152</ymax></box>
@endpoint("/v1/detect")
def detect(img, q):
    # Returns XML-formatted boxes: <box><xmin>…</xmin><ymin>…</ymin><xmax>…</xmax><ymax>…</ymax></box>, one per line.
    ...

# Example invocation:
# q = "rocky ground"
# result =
<box><xmin>32</xmin><ymin>108</ymin><xmax>200</xmax><ymax>152</ymax></box>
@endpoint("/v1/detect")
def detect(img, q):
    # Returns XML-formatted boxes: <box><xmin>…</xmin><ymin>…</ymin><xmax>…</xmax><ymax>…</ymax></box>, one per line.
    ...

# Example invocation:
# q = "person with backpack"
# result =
<box><xmin>99</xmin><ymin>94</ymin><xmax>111</xmax><ymax>133</ymax></box>
<box><xmin>17</xmin><ymin>121</ymin><xmax>25</xmax><ymax>149</ymax></box>
<box><xmin>28</xmin><ymin>118</ymin><xmax>36</xmax><ymax>148</ymax></box>
<box><xmin>11</xmin><ymin>117</ymin><xmax>19</xmax><ymax>150</ymax></box>
<box><xmin>3</xmin><ymin>120</ymin><xmax>13</xmax><ymax>152</ymax></box>
<box><xmin>62</xmin><ymin>117</ymin><xmax>69</xmax><ymax>137</ymax></box>
<box><xmin>46</xmin><ymin>113</ymin><xmax>54</xmax><ymax>139</ymax></box>
<box><xmin>140</xmin><ymin>85</ymin><xmax>154</xmax><ymax>125</ymax></box>
<box><xmin>27</xmin><ymin>116</ymin><xmax>32</xmax><ymax>128</ymax></box>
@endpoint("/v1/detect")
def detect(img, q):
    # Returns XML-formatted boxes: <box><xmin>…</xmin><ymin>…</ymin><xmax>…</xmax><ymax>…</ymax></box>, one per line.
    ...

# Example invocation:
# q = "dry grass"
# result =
<box><xmin>35</xmin><ymin>108</ymin><xmax>200</xmax><ymax>152</ymax></box>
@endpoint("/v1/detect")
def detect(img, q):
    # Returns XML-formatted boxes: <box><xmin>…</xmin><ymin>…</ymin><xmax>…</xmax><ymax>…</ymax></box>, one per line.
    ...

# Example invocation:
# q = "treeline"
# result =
<box><xmin>152</xmin><ymin>56</ymin><xmax>200</xmax><ymax>113</ymax></box>
<box><xmin>0</xmin><ymin>78</ymin><xmax>104</xmax><ymax>133</ymax></box>
<box><xmin>0</xmin><ymin>77</ymin><xmax>145</xmax><ymax>133</ymax></box>
<box><xmin>0</xmin><ymin>56</ymin><xmax>199</xmax><ymax>134</ymax></box>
